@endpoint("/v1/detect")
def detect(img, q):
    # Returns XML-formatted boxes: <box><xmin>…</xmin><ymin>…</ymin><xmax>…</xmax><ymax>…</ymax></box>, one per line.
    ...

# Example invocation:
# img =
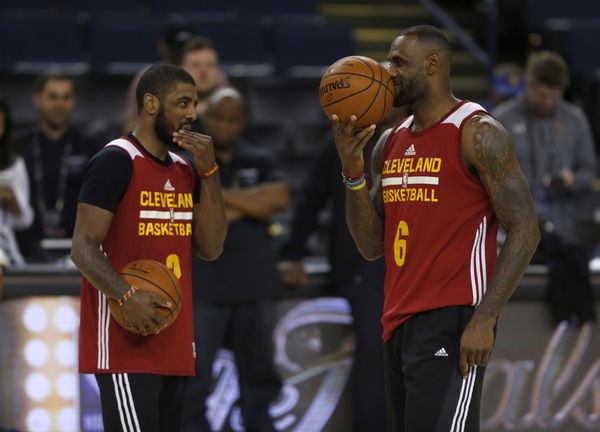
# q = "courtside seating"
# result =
<box><xmin>194</xmin><ymin>21</ymin><xmax>272</xmax><ymax>77</ymax></box>
<box><xmin>567</xmin><ymin>23</ymin><xmax>600</xmax><ymax>75</ymax></box>
<box><xmin>88</xmin><ymin>16</ymin><xmax>163</xmax><ymax>74</ymax></box>
<box><xmin>147</xmin><ymin>0</ymin><xmax>231</xmax><ymax>17</ymax></box>
<box><xmin>56</xmin><ymin>0</ymin><xmax>141</xmax><ymax>14</ymax></box>
<box><xmin>0</xmin><ymin>0</ymin><xmax>51</xmax><ymax>12</ymax></box>
<box><xmin>525</xmin><ymin>0</ymin><xmax>600</xmax><ymax>27</ymax></box>
<box><xmin>237</xmin><ymin>0</ymin><xmax>318</xmax><ymax>18</ymax></box>
<box><xmin>0</xmin><ymin>14</ymin><xmax>86</xmax><ymax>73</ymax></box>
<box><xmin>272</xmin><ymin>23</ymin><xmax>353</xmax><ymax>77</ymax></box>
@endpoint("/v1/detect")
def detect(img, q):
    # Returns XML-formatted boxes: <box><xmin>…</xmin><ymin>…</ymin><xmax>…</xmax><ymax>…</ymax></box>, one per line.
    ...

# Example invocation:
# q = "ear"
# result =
<box><xmin>143</xmin><ymin>93</ymin><xmax>159</xmax><ymax>115</ymax></box>
<box><xmin>425</xmin><ymin>52</ymin><xmax>440</xmax><ymax>76</ymax></box>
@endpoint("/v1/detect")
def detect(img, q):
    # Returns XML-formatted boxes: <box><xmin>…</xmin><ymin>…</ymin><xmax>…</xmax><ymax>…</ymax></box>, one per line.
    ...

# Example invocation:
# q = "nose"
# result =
<box><xmin>186</xmin><ymin>106</ymin><xmax>197</xmax><ymax>122</ymax></box>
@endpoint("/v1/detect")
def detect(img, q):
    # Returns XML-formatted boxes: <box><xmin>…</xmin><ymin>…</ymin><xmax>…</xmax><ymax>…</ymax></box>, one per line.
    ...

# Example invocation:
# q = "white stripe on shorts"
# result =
<box><xmin>450</xmin><ymin>365</ymin><xmax>478</xmax><ymax>432</ymax></box>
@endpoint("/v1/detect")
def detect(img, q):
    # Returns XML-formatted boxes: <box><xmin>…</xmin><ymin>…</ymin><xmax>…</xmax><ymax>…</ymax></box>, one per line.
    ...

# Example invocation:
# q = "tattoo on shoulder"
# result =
<box><xmin>471</xmin><ymin>119</ymin><xmax>513</xmax><ymax>178</ymax></box>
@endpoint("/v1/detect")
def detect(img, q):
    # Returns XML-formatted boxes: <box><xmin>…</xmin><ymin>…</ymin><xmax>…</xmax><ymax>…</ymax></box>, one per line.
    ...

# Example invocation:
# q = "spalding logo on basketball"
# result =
<box><xmin>319</xmin><ymin>56</ymin><xmax>395</xmax><ymax>129</ymax></box>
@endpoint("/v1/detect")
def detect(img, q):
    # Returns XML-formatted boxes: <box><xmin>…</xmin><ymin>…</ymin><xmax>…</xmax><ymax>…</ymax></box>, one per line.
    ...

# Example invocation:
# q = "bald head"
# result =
<box><xmin>204</xmin><ymin>87</ymin><xmax>247</xmax><ymax>149</ymax></box>
<box><xmin>207</xmin><ymin>87</ymin><xmax>245</xmax><ymax>110</ymax></box>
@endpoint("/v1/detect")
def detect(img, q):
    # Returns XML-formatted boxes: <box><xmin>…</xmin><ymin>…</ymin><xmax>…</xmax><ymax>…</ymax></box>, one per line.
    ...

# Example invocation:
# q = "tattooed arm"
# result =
<box><xmin>331</xmin><ymin>115</ymin><xmax>384</xmax><ymax>260</ymax></box>
<box><xmin>71</xmin><ymin>203</ymin><xmax>170</xmax><ymax>336</ymax></box>
<box><xmin>458</xmin><ymin>114</ymin><xmax>540</xmax><ymax>378</ymax></box>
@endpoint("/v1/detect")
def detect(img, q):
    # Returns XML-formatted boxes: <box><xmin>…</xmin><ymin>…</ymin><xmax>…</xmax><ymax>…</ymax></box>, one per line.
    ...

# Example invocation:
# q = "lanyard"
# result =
<box><xmin>31</xmin><ymin>129</ymin><xmax>73</xmax><ymax>214</ymax></box>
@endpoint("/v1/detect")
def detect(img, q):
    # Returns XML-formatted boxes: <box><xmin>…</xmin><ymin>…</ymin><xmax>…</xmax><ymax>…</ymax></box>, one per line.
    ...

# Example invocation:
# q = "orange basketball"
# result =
<box><xmin>108</xmin><ymin>259</ymin><xmax>182</xmax><ymax>335</ymax></box>
<box><xmin>319</xmin><ymin>56</ymin><xmax>395</xmax><ymax>129</ymax></box>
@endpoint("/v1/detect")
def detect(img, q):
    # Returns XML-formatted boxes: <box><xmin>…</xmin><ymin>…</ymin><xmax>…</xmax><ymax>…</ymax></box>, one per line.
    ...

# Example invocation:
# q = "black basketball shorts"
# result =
<box><xmin>95</xmin><ymin>373</ymin><xmax>187</xmax><ymax>432</ymax></box>
<box><xmin>383</xmin><ymin>305</ymin><xmax>490</xmax><ymax>432</ymax></box>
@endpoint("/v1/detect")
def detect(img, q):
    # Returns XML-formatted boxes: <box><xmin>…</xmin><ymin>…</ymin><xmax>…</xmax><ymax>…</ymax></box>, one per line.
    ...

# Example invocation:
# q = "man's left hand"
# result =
<box><xmin>458</xmin><ymin>312</ymin><xmax>496</xmax><ymax>379</ymax></box>
<box><xmin>172</xmin><ymin>129</ymin><xmax>216</xmax><ymax>172</ymax></box>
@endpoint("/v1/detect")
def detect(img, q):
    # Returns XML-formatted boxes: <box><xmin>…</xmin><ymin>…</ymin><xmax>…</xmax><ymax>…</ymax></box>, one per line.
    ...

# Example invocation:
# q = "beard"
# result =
<box><xmin>154</xmin><ymin>107</ymin><xmax>175</xmax><ymax>147</ymax></box>
<box><xmin>393</xmin><ymin>74</ymin><xmax>426</xmax><ymax>108</ymax></box>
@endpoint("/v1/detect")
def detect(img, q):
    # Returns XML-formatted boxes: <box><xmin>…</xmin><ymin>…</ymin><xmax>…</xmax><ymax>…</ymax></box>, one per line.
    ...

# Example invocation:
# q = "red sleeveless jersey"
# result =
<box><xmin>380</xmin><ymin>101</ymin><xmax>499</xmax><ymax>342</ymax></box>
<box><xmin>79</xmin><ymin>137</ymin><xmax>197</xmax><ymax>375</ymax></box>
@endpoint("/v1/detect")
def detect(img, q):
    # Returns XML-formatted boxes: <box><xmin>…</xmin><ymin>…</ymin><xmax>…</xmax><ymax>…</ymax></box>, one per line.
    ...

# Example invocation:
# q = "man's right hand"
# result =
<box><xmin>120</xmin><ymin>291</ymin><xmax>171</xmax><ymax>336</ymax></box>
<box><xmin>279</xmin><ymin>260</ymin><xmax>309</xmax><ymax>286</ymax></box>
<box><xmin>331</xmin><ymin>114</ymin><xmax>376</xmax><ymax>174</ymax></box>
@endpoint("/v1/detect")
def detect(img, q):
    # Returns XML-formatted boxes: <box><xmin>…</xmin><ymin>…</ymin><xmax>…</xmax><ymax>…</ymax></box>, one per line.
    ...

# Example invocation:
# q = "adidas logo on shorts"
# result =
<box><xmin>434</xmin><ymin>347</ymin><xmax>449</xmax><ymax>357</ymax></box>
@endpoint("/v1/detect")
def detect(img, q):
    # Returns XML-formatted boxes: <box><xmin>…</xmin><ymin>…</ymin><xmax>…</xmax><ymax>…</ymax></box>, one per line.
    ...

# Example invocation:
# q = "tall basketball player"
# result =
<box><xmin>71</xmin><ymin>64</ymin><xmax>227</xmax><ymax>431</ymax></box>
<box><xmin>331</xmin><ymin>25</ymin><xmax>540</xmax><ymax>431</ymax></box>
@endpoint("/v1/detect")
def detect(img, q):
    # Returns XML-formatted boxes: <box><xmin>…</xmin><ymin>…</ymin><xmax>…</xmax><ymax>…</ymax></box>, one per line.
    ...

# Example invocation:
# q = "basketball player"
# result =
<box><xmin>331</xmin><ymin>26</ymin><xmax>540</xmax><ymax>431</ymax></box>
<box><xmin>70</xmin><ymin>64</ymin><xmax>227</xmax><ymax>431</ymax></box>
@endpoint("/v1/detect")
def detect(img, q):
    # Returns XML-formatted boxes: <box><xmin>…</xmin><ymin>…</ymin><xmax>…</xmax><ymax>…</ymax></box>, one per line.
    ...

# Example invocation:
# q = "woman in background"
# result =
<box><xmin>0</xmin><ymin>97</ymin><xmax>34</xmax><ymax>267</ymax></box>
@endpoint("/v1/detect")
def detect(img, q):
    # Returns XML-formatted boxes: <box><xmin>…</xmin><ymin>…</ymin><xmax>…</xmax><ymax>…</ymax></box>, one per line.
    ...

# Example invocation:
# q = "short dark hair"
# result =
<box><xmin>135</xmin><ymin>64</ymin><xmax>196</xmax><ymax>113</ymax></box>
<box><xmin>33</xmin><ymin>72</ymin><xmax>74</xmax><ymax>94</ymax></box>
<box><xmin>397</xmin><ymin>25</ymin><xmax>452</xmax><ymax>53</ymax></box>
<box><xmin>525</xmin><ymin>50</ymin><xmax>569</xmax><ymax>89</ymax></box>
<box><xmin>181</xmin><ymin>36</ymin><xmax>216</xmax><ymax>60</ymax></box>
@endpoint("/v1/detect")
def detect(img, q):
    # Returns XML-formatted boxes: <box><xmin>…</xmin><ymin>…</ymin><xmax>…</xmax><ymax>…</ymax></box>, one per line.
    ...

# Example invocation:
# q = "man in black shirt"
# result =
<box><xmin>16</xmin><ymin>73</ymin><xmax>99</xmax><ymax>262</ymax></box>
<box><xmin>183</xmin><ymin>88</ymin><xmax>291</xmax><ymax>432</ymax></box>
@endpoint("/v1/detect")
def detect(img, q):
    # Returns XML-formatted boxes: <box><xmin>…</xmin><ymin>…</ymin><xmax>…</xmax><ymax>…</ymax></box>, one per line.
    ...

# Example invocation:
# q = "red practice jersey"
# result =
<box><xmin>79</xmin><ymin>137</ymin><xmax>196</xmax><ymax>375</ymax></box>
<box><xmin>380</xmin><ymin>101</ymin><xmax>499</xmax><ymax>342</ymax></box>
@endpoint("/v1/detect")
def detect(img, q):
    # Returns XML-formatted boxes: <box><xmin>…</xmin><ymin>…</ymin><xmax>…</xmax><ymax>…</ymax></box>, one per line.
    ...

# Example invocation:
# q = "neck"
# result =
<box><xmin>410</xmin><ymin>89</ymin><xmax>460</xmax><ymax>131</ymax></box>
<box><xmin>132</xmin><ymin>125</ymin><xmax>169</xmax><ymax>160</ymax></box>
<box><xmin>39</xmin><ymin>120</ymin><xmax>68</xmax><ymax>141</ymax></box>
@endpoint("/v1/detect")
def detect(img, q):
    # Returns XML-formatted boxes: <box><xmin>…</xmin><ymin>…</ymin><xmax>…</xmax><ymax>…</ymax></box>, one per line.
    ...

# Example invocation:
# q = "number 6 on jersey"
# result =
<box><xmin>394</xmin><ymin>220</ymin><xmax>409</xmax><ymax>267</ymax></box>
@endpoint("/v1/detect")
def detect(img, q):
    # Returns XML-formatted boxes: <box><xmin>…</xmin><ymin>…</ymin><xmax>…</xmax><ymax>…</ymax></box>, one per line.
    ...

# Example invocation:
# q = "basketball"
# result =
<box><xmin>319</xmin><ymin>56</ymin><xmax>395</xmax><ymax>129</ymax></box>
<box><xmin>108</xmin><ymin>259</ymin><xmax>182</xmax><ymax>334</ymax></box>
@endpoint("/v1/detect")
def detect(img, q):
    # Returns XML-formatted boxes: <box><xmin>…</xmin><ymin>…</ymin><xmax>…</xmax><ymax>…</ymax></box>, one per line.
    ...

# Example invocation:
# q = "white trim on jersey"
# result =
<box><xmin>382</xmin><ymin>176</ymin><xmax>439</xmax><ymax>187</ymax></box>
<box><xmin>106</xmin><ymin>139</ymin><xmax>144</xmax><ymax>160</ymax></box>
<box><xmin>112</xmin><ymin>374</ymin><xmax>141</xmax><ymax>432</ymax></box>
<box><xmin>393</xmin><ymin>115</ymin><xmax>414</xmax><ymax>133</ymax></box>
<box><xmin>169</xmin><ymin>151</ymin><xmax>190</xmax><ymax>166</ymax></box>
<box><xmin>470</xmin><ymin>216</ymin><xmax>488</xmax><ymax>306</ymax></box>
<box><xmin>97</xmin><ymin>291</ymin><xmax>110</xmax><ymax>369</ymax></box>
<box><xmin>139</xmin><ymin>210</ymin><xmax>193</xmax><ymax>220</ymax></box>
<box><xmin>450</xmin><ymin>365</ymin><xmax>478</xmax><ymax>432</ymax></box>
<box><xmin>441</xmin><ymin>102</ymin><xmax>486</xmax><ymax>128</ymax></box>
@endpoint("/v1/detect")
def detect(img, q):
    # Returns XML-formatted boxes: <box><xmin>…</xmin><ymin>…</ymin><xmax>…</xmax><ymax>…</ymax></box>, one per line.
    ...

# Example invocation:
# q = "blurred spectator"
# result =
<box><xmin>483</xmin><ymin>62</ymin><xmax>525</xmax><ymax>110</ymax></box>
<box><xmin>181</xmin><ymin>36</ymin><xmax>229</xmax><ymax>120</ymax></box>
<box><xmin>122</xmin><ymin>18</ymin><xmax>197</xmax><ymax>133</ymax></box>
<box><xmin>493</xmin><ymin>50</ymin><xmax>597</xmax><ymax>325</ymax></box>
<box><xmin>0</xmin><ymin>97</ymin><xmax>34</xmax><ymax>266</ymax></box>
<box><xmin>278</xmin><ymin>105</ymin><xmax>408</xmax><ymax>432</ymax></box>
<box><xmin>183</xmin><ymin>88</ymin><xmax>291</xmax><ymax>432</ymax></box>
<box><xmin>16</xmin><ymin>73</ymin><xmax>98</xmax><ymax>262</ymax></box>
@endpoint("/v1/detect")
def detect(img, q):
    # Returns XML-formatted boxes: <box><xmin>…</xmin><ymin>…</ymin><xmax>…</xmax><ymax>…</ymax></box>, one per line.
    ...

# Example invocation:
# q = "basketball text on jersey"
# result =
<box><xmin>382</xmin><ymin>156</ymin><xmax>441</xmax><ymax>203</ymax></box>
<box><xmin>138</xmin><ymin>189</ymin><xmax>193</xmax><ymax>236</ymax></box>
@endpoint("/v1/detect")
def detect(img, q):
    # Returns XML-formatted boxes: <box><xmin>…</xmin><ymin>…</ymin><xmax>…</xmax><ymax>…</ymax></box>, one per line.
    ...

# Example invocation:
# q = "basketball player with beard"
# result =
<box><xmin>331</xmin><ymin>26</ymin><xmax>540</xmax><ymax>431</ymax></box>
<box><xmin>71</xmin><ymin>64</ymin><xmax>227</xmax><ymax>431</ymax></box>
